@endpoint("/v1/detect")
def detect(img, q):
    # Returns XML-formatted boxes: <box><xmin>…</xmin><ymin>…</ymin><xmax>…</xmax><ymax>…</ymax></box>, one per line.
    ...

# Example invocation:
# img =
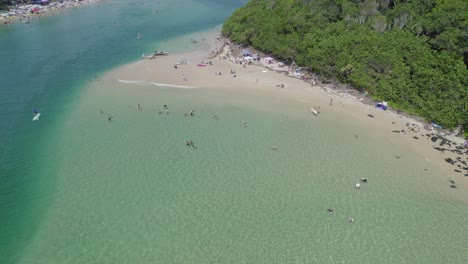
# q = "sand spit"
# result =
<box><xmin>102</xmin><ymin>32</ymin><xmax>467</xmax><ymax>184</ymax></box>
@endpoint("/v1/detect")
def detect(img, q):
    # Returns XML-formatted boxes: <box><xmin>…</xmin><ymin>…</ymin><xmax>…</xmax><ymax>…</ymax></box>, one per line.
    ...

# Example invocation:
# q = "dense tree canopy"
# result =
<box><xmin>223</xmin><ymin>0</ymin><xmax>467</xmax><ymax>130</ymax></box>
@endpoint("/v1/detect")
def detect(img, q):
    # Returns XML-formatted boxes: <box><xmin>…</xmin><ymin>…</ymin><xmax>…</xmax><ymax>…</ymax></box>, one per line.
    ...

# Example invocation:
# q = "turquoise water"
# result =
<box><xmin>18</xmin><ymin>82</ymin><xmax>468</xmax><ymax>263</ymax></box>
<box><xmin>0</xmin><ymin>0</ymin><xmax>247</xmax><ymax>263</ymax></box>
<box><xmin>1</xmin><ymin>0</ymin><xmax>468</xmax><ymax>263</ymax></box>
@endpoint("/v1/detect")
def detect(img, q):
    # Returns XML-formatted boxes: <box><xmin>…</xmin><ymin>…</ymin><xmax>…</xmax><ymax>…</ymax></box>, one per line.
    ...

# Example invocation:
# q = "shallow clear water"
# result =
<box><xmin>18</xmin><ymin>81</ymin><xmax>468</xmax><ymax>263</ymax></box>
<box><xmin>0</xmin><ymin>0</ymin><xmax>246</xmax><ymax>263</ymax></box>
<box><xmin>1</xmin><ymin>0</ymin><xmax>468</xmax><ymax>263</ymax></box>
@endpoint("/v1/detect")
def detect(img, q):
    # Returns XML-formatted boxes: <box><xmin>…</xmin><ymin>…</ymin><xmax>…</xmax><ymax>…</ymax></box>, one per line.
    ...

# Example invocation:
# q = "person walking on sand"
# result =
<box><xmin>182</xmin><ymin>74</ymin><xmax>187</xmax><ymax>81</ymax></box>
<box><xmin>329</xmin><ymin>98</ymin><xmax>333</xmax><ymax>106</ymax></box>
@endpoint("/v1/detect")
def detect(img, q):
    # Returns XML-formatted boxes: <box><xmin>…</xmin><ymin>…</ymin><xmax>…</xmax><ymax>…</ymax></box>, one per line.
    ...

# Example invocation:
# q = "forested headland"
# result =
<box><xmin>222</xmin><ymin>0</ymin><xmax>467</xmax><ymax>133</ymax></box>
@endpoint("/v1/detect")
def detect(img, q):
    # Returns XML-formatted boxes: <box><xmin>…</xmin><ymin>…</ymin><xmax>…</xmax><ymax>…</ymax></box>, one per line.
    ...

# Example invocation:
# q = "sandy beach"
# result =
<box><xmin>102</xmin><ymin>32</ymin><xmax>468</xmax><ymax>184</ymax></box>
<box><xmin>3</xmin><ymin>1</ymin><xmax>468</xmax><ymax>261</ymax></box>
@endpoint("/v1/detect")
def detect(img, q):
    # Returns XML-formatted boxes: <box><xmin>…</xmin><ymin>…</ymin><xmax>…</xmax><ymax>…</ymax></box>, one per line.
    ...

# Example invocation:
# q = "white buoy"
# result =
<box><xmin>355</xmin><ymin>183</ymin><xmax>360</xmax><ymax>188</ymax></box>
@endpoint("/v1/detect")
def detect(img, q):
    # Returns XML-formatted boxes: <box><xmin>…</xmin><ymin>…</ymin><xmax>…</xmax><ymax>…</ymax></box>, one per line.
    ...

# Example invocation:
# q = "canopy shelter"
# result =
<box><xmin>264</xmin><ymin>56</ymin><xmax>274</xmax><ymax>62</ymax></box>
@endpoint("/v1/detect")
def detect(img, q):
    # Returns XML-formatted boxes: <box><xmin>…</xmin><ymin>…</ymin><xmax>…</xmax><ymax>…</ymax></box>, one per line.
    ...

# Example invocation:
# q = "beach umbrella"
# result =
<box><xmin>41</xmin><ymin>0</ymin><xmax>49</xmax><ymax>2</ymax></box>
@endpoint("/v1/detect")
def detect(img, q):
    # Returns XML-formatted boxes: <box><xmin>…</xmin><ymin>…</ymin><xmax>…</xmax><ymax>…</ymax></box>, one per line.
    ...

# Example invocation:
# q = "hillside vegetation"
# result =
<box><xmin>222</xmin><ymin>0</ymin><xmax>467</xmax><ymax>130</ymax></box>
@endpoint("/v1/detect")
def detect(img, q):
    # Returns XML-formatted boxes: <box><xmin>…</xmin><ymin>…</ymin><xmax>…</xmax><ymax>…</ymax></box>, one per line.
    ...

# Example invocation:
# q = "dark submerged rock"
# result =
<box><xmin>445</xmin><ymin>158</ymin><xmax>455</xmax><ymax>165</ymax></box>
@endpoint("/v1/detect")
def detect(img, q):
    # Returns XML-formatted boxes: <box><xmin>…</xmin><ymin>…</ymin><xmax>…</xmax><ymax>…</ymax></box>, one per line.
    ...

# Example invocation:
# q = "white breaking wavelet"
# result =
<box><xmin>117</xmin><ymin>79</ymin><xmax>197</xmax><ymax>89</ymax></box>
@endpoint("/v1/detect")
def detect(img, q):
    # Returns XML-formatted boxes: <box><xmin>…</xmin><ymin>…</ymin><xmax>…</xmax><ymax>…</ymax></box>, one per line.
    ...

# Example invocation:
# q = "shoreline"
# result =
<box><xmin>0</xmin><ymin>0</ymin><xmax>105</xmax><ymax>26</ymax></box>
<box><xmin>101</xmin><ymin>30</ymin><xmax>467</xmax><ymax>181</ymax></box>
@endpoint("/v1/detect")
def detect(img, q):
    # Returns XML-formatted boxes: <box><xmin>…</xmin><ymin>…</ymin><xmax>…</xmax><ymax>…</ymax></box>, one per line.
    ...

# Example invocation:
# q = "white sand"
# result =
<box><xmin>102</xmin><ymin>33</ymin><xmax>467</xmax><ymax>182</ymax></box>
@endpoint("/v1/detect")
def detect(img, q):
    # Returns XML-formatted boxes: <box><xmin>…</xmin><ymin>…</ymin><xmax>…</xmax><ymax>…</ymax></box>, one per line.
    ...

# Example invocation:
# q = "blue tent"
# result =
<box><xmin>241</xmin><ymin>50</ymin><xmax>252</xmax><ymax>56</ymax></box>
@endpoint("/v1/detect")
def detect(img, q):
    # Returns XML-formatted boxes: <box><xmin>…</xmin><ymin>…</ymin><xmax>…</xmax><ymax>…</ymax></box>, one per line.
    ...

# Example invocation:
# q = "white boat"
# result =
<box><xmin>153</xmin><ymin>50</ymin><xmax>168</xmax><ymax>56</ymax></box>
<box><xmin>142</xmin><ymin>54</ymin><xmax>155</xmax><ymax>59</ymax></box>
<box><xmin>310</xmin><ymin>107</ymin><xmax>318</xmax><ymax>116</ymax></box>
<box><xmin>32</xmin><ymin>113</ymin><xmax>40</xmax><ymax>121</ymax></box>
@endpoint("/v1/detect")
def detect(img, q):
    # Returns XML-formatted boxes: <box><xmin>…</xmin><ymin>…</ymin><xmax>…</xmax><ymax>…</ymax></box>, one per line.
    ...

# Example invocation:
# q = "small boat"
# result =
<box><xmin>153</xmin><ymin>50</ymin><xmax>168</xmax><ymax>56</ymax></box>
<box><xmin>137</xmin><ymin>33</ymin><xmax>143</xmax><ymax>39</ymax></box>
<box><xmin>32</xmin><ymin>113</ymin><xmax>40</xmax><ymax>121</ymax></box>
<box><xmin>310</xmin><ymin>107</ymin><xmax>319</xmax><ymax>116</ymax></box>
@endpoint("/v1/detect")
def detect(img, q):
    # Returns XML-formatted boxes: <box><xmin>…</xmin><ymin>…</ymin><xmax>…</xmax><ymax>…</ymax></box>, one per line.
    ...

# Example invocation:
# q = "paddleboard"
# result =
<box><xmin>32</xmin><ymin>113</ymin><xmax>40</xmax><ymax>121</ymax></box>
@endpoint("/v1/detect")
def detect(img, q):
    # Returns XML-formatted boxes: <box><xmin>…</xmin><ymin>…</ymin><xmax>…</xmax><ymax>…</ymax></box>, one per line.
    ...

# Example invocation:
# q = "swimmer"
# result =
<box><xmin>99</xmin><ymin>109</ymin><xmax>104</xmax><ymax>114</ymax></box>
<box><xmin>107</xmin><ymin>114</ymin><xmax>112</xmax><ymax>122</ymax></box>
<box><xmin>347</xmin><ymin>217</ymin><xmax>354</xmax><ymax>223</ymax></box>
<box><xmin>157</xmin><ymin>109</ymin><xmax>162</xmax><ymax>115</ymax></box>
<box><xmin>163</xmin><ymin>104</ymin><xmax>168</xmax><ymax>109</ymax></box>
<box><xmin>272</xmin><ymin>146</ymin><xmax>278</xmax><ymax>150</ymax></box>
<box><xmin>137</xmin><ymin>104</ymin><xmax>142</xmax><ymax>110</ymax></box>
<box><xmin>243</xmin><ymin>120</ymin><xmax>247</xmax><ymax>127</ymax></box>
<box><xmin>360</xmin><ymin>178</ymin><xmax>368</xmax><ymax>183</ymax></box>
<box><xmin>327</xmin><ymin>208</ymin><xmax>334</xmax><ymax>214</ymax></box>
<box><xmin>165</xmin><ymin>109</ymin><xmax>169</xmax><ymax>114</ymax></box>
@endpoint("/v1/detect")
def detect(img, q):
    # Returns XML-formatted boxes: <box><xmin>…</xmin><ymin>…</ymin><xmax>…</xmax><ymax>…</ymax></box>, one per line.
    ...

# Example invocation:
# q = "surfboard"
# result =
<box><xmin>32</xmin><ymin>113</ymin><xmax>40</xmax><ymax>121</ymax></box>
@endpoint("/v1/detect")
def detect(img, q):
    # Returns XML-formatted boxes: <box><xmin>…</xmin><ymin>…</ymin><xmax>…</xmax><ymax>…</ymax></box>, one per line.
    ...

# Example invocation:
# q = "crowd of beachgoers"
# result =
<box><xmin>0</xmin><ymin>0</ymin><xmax>104</xmax><ymax>25</ymax></box>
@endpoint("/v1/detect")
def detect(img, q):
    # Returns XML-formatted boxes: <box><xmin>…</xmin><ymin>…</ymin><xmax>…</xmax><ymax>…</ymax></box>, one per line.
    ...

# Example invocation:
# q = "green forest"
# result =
<box><xmin>222</xmin><ymin>0</ymin><xmax>467</xmax><ymax>133</ymax></box>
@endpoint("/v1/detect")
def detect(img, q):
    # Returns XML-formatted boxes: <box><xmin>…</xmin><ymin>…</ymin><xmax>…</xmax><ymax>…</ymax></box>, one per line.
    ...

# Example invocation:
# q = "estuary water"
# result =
<box><xmin>1</xmin><ymin>1</ymin><xmax>467</xmax><ymax>263</ymax></box>
<box><xmin>0</xmin><ymin>0</ymin><xmax>247</xmax><ymax>263</ymax></box>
